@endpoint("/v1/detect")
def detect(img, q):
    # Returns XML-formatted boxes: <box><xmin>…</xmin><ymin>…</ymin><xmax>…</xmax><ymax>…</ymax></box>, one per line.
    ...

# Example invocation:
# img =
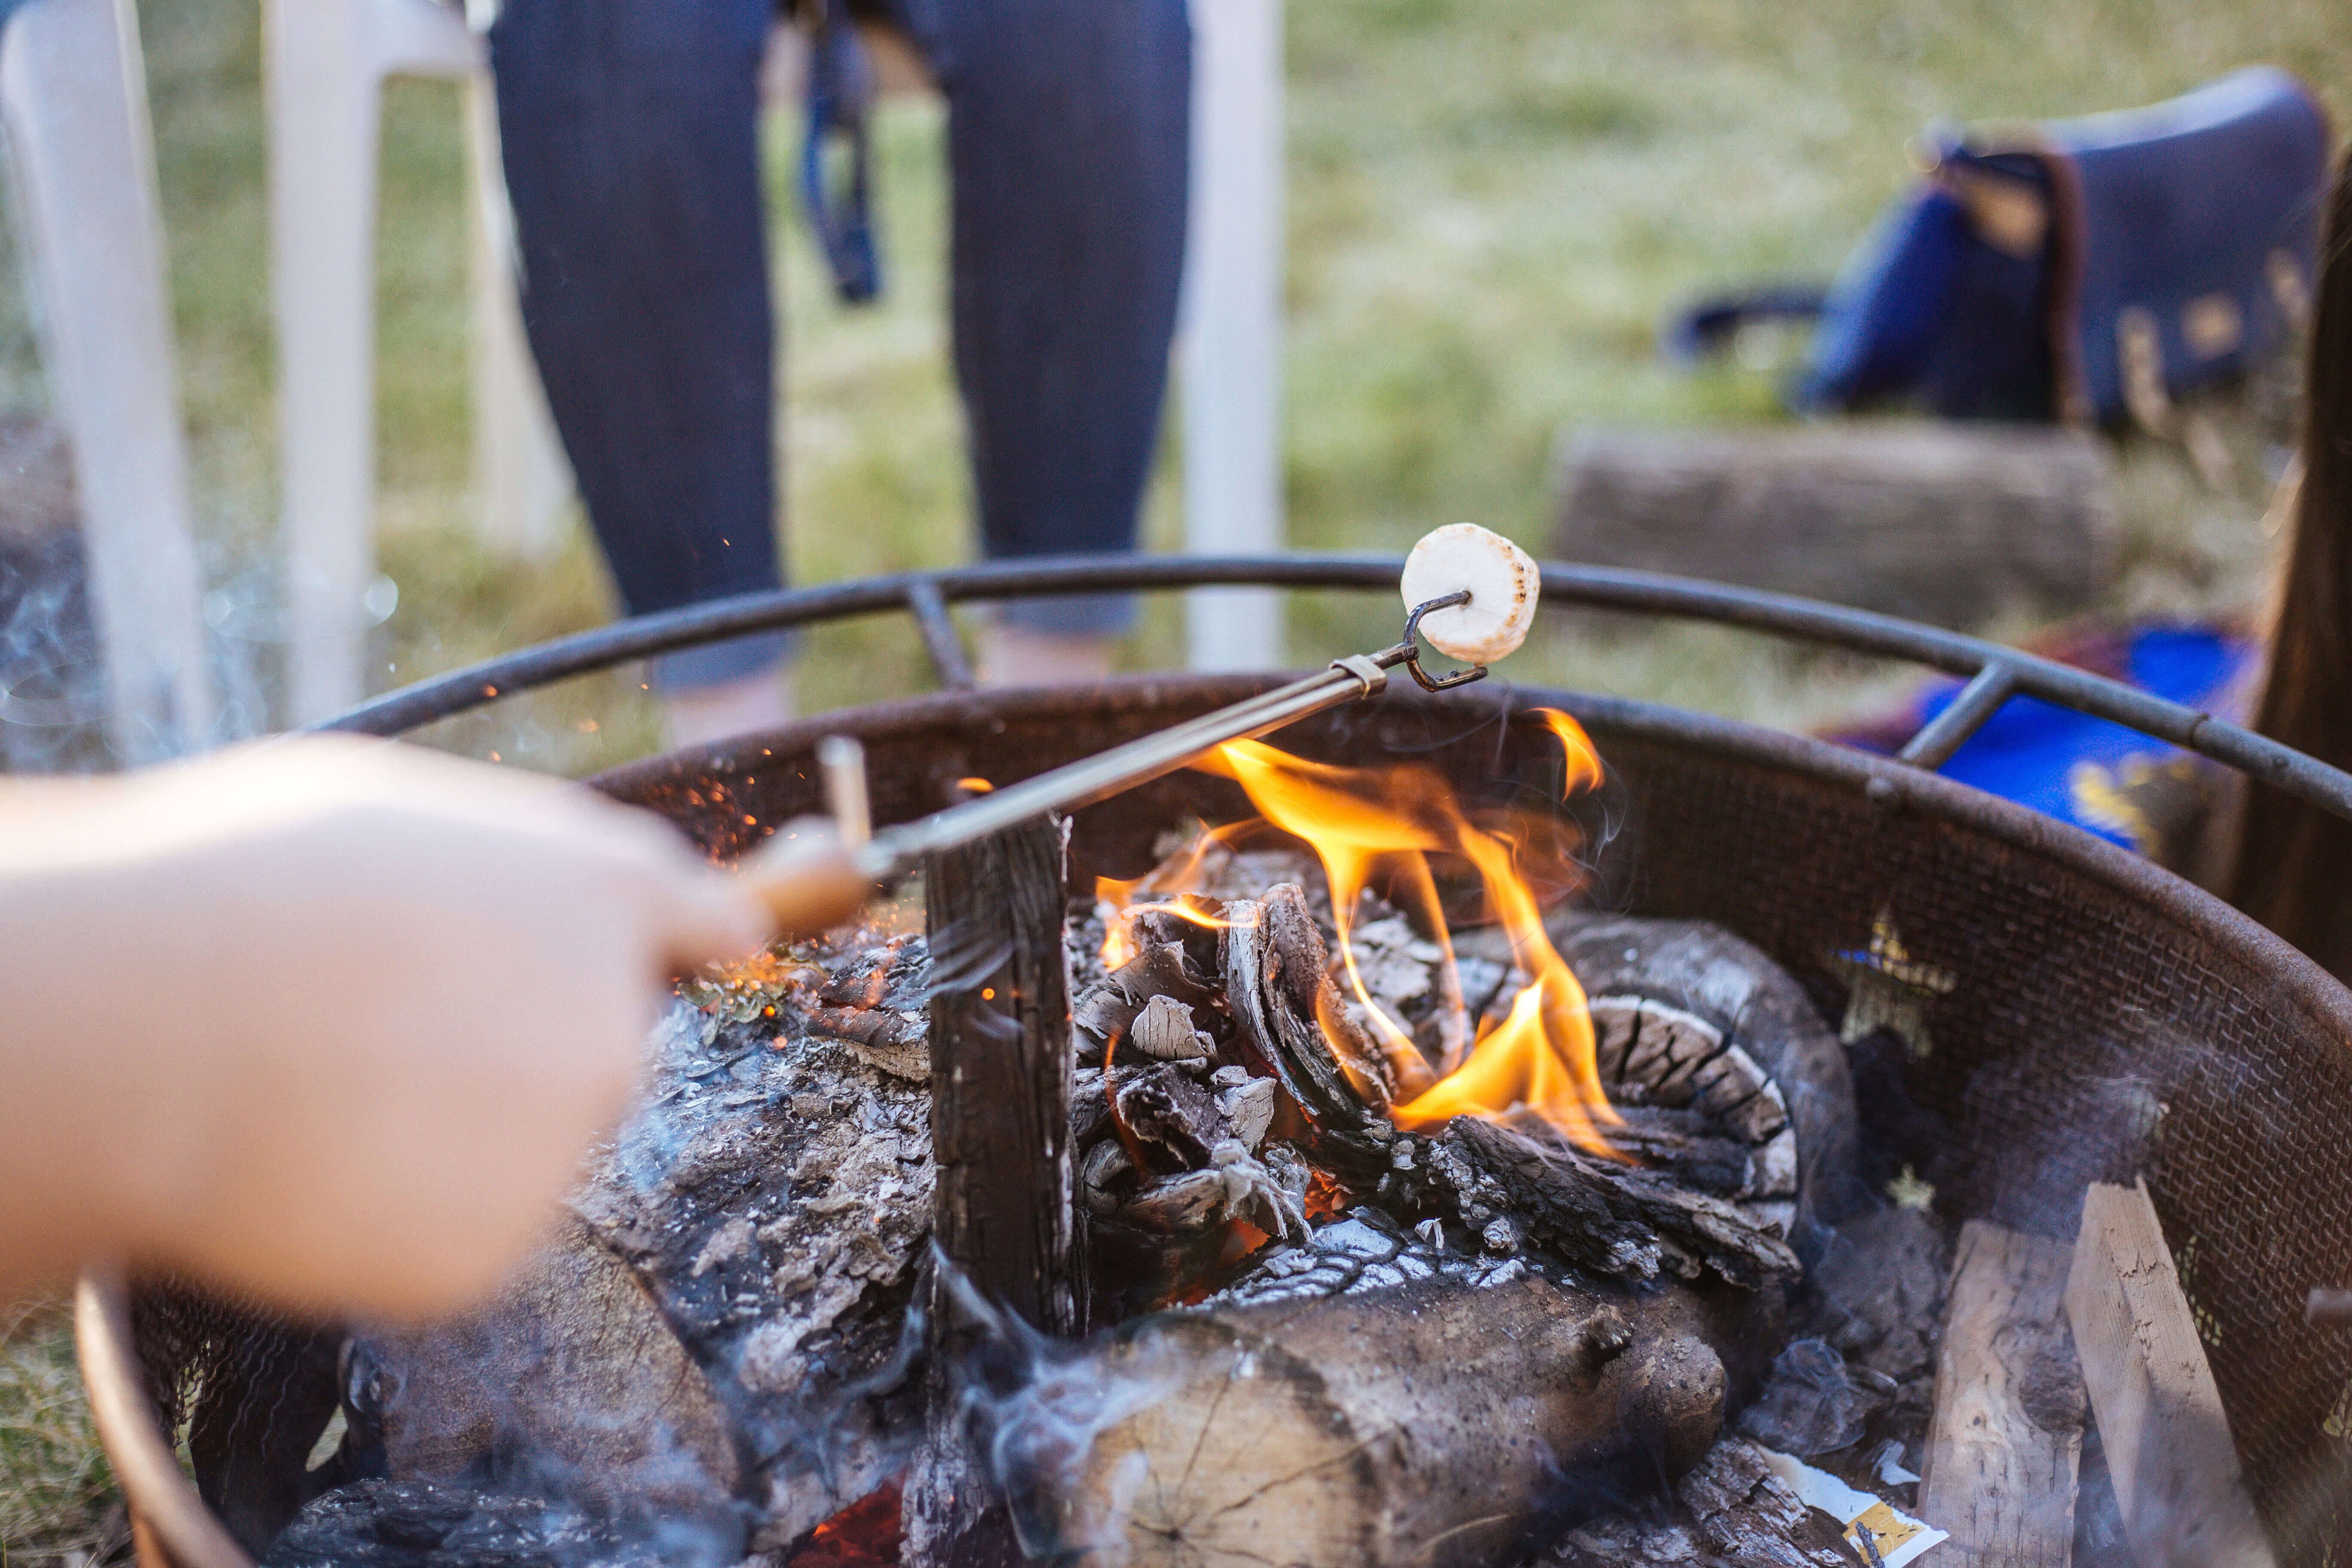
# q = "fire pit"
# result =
<box><xmin>77</xmin><ymin>557</ymin><xmax>2352</xmax><ymax>1568</ymax></box>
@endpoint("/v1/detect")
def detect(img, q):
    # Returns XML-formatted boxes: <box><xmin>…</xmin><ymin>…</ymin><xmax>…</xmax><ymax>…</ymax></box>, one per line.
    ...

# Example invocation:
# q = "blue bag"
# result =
<box><xmin>1678</xmin><ymin>68</ymin><xmax>2333</xmax><ymax>423</ymax></box>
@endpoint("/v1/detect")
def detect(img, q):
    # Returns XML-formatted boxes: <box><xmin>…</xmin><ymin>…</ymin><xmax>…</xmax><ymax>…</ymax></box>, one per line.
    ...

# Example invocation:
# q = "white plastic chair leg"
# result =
<box><xmin>268</xmin><ymin>0</ymin><xmax>478</xmax><ymax>724</ymax></box>
<box><xmin>0</xmin><ymin>0</ymin><xmax>214</xmax><ymax>760</ymax></box>
<box><xmin>1181</xmin><ymin>0</ymin><xmax>1285</xmax><ymax>674</ymax></box>
<box><xmin>267</xmin><ymin>0</ymin><xmax>385</xmax><ymax>723</ymax></box>
<box><xmin>466</xmin><ymin>76</ymin><xmax>570</xmax><ymax>559</ymax></box>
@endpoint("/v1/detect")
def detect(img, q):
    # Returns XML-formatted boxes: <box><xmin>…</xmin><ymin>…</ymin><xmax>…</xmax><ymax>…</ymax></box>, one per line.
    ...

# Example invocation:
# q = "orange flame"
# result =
<box><xmin>1526</xmin><ymin>707</ymin><xmax>1605</xmax><ymax>798</ymax></box>
<box><xmin>1182</xmin><ymin>709</ymin><xmax>1620</xmax><ymax>1155</ymax></box>
<box><xmin>1095</xmin><ymin>820</ymin><xmax>1261</xmax><ymax>967</ymax></box>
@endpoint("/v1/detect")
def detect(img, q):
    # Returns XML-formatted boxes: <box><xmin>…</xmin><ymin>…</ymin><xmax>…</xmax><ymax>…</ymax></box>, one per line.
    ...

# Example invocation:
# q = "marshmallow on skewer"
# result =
<box><xmin>1399</xmin><ymin>523</ymin><xmax>1540</xmax><ymax>664</ymax></box>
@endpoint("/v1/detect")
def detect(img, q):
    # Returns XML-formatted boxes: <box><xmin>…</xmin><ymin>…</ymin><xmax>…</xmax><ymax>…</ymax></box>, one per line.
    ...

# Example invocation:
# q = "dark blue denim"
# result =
<box><xmin>490</xmin><ymin>0</ymin><xmax>1191</xmax><ymax>688</ymax></box>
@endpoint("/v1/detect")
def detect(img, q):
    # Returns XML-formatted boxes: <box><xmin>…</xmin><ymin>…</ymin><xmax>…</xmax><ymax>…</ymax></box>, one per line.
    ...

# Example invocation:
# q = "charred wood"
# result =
<box><xmin>1381</xmin><ymin>1115</ymin><xmax>1802</xmax><ymax>1289</ymax></box>
<box><xmin>1540</xmin><ymin>913</ymin><xmax>1865</xmax><ymax>1231</ymax></box>
<box><xmin>570</xmin><ymin>998</ymin><xmax>934</xmax><ymax>1551</ymax></box>
<box><xmin>906</xmin><ymin>815</ymin><xmax>1083</xmax><ymax>1567</ymax></box>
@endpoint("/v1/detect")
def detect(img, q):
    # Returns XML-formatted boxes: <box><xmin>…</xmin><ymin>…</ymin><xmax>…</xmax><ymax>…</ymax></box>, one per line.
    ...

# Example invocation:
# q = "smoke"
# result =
<box><xmin>923</xmin><ymin>1252</ymin><xmax>1182</xmax><ymax>1568</ymax></box>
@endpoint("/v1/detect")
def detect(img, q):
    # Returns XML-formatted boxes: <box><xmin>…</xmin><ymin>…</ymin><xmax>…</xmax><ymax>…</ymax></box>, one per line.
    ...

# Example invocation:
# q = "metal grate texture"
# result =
<box><xmin>126</xmin><ymin>677</ymin><xmax>2352</xmax><ymax>1565</ymax></box>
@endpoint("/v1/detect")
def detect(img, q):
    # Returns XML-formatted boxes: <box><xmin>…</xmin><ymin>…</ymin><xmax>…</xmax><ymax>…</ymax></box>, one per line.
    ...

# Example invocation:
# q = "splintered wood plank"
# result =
<box><xmin>922</xmin><ymin>813</ymin><xmax>1081</xmax><ymax>1334</ymax></box>
<box><xmin>1918</xmin><ymin>1220</ymin><xmax>2083</xmax><ymax>1565</ymax></box>
<box><xmin>906</xmin><ymin>814</ymin><xmax>1081</xmax><ymax>1566</ymax></box>
<box><xmin>2064</xmin><ymin>1178</ymin><xmax>2278</xmax><ymax>1568</ymax></box>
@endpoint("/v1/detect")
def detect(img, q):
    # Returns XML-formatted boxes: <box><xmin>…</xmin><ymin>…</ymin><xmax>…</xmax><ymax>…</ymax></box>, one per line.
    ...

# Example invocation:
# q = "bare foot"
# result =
<box><xmin>975</xmin><ymin>624</ymin><xmax>1116</xmax><ymax>687</ymax></box>
<box><xmin>663</xmin><ymin>671</ymin><xmax>795</xmax><ymax>748</ymax></box>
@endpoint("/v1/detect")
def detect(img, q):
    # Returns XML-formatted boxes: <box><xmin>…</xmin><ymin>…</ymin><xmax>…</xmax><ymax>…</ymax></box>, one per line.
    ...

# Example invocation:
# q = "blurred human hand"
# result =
<box><xmin>0</xmin><ymin>736</ymin><xmax>857</xmax><ymax>1320</ymax></box>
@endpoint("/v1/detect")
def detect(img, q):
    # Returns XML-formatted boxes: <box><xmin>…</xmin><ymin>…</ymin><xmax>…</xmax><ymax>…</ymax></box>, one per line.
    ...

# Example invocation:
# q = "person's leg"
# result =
<box><xmin>918</xmin><ymin>0</ymin><xmax>1192</xmax><ymax>682</ymax></box>
<box><xmin>488</xmin><ymin>0</ymin><xmax>793</xmax><ymax>737</ymax></box>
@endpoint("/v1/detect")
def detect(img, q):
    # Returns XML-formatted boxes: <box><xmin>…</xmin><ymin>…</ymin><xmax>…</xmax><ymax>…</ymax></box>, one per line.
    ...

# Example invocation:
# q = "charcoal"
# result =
<box><xmin>1810</xmin><ymin>1205</ymin><xmax>1950</xmax><ymax>1384</ymax></box>
<box><xmin>1072</xmin><ymin>940</ymin><xmax>1221</xmax><ymax>1057</ymax></box>
<box><xmin>1130</xmin><ymin>993</ymin><xmax>1214</xmax><ymax>1061</ymax></box>
<box><xmin>1734</xmin><ymin>1338</ymin><xmax>1894</xmax><ymax>1458</ymax></box>
<box><xmin>1115</xmin><ymin>1061</ymin><xmax>1230</xmax><ymax>1166</ymax></box>
<box><xmin>260</xmin><ymin>1479</ymin><xmax>712</xmax><ymax>1568</ymax></box>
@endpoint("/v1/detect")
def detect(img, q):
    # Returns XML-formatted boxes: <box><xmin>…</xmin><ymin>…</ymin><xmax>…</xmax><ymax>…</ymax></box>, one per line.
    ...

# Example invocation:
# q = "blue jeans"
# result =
<box><xmin>489</xmin><ymin>0</ymin><xmax>1191</xmax><ymax>688</ymax></box>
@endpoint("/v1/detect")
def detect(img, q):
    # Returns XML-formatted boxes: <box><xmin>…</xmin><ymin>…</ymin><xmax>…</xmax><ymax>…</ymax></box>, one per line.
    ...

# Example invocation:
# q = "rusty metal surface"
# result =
<box><xmin>113</xmin><ymin>677</ymin><xmax>2352</xmax><ymax>1567</ymax></box>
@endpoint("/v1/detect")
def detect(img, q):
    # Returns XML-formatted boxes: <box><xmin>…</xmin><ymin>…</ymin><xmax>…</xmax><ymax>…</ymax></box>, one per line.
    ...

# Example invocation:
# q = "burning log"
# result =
<box><xmin>1527</xmin><ymin>911</ymin><xmax>1865</xmax><ymax>1232</ymax></box>
<box><xmin>1030</xmin><ymin>1269</ymin><xmax>1730</xmax><ymax>1568</ymax></box>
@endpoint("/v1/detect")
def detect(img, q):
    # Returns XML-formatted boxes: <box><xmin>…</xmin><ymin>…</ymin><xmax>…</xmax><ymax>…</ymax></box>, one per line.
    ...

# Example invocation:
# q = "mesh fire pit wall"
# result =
<box><xmin>74</xmin><ymin>557</ymin><xmax>2352</xmax><ymax>1568</ymax></box>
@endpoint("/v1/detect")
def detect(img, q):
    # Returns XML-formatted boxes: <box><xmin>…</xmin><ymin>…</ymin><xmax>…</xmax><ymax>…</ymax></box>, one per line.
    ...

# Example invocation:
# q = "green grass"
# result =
<box><xmin>1</xmin><ymin>1300</ymin><xmax>122</xmax><ymax>1564</ymax></box>
<box><xmin>5</xmin><ymin>0</ymin><xmax>2349</xmax><ymax>1551</ymax></box>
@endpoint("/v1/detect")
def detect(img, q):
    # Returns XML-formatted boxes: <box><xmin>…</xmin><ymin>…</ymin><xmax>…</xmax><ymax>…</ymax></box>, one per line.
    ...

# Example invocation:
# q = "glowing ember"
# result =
<box><xmin>1098</xmin><ymin>709</ymin><xmax>1620</xmax><ymax>1155</ymax></box>
<box><xmin>786</xmin><ymin>1481</ymin><xmax>903</xmax><ymax>1566</ymax></box>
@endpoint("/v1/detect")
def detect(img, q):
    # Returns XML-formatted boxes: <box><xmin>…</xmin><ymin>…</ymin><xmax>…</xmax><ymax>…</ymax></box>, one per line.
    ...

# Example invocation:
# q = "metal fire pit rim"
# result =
<box><xmin>308</xmin><ymin>552</ymin><xmax>2352</xmax><ymax>834</ymax></box>
<box><xmin>609</xmin><ymin>673</ymin><xmax>2352</xmax><ymax>1061</ymax></box>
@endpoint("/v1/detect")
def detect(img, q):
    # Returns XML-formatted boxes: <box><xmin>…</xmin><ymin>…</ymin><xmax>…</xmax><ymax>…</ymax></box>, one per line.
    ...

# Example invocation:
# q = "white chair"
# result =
<box><xmin>269</xmin><ymin>0</ymin><xmax>1284</xmax><ymax>722</ymax></box>
<box><xmin>1182</xmin><ymin>0</ymin><xmax>1285</xmax><ymax>672</ymax></box>
<box><xmin>0</xmin><ymin>0</ymin><xmax>214</xmax><ymax>761</ymax></box>
<box><xmin>266</xmin><ymin>0</ymin><xmax>569</xmax><ymax>723</ymax></box>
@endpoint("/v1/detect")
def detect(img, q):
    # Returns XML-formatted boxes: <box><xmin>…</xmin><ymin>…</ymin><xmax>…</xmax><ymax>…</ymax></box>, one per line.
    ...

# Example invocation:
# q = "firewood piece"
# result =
<box><xmin>1918</xmin><ymin>1220</ymin><xmax>2083</xmax><ymax>1567</ymax></box>
<box><xmin>1225</xmin><ymin>884</ymin><xmax>1391</xmax><ymax>1129</ymax></box>
<box><xmin>342</xmin><ymin>1220</ymin><xmax>740</xmax><ymax>1525</ymax></box>
<box><xmin>1675</xmin><ymin>1439</ymin><xmax>1868</xmax><ymax>1567</ymax></box>
<box><xmin>1029</xmin><ymin>1272</ymin><xmax>1728</xmax><ymax>1568</ymax></box>
<box><xmin>908</xmin><ymin>815</ymin><xmax>1082</xmax><ymax>1566</ymax></box>
<box><xmin>2064</xmin><ymin>1179</ymin><xmax>2278</xmax><ymax>1568</ymax></box>
<box><xmin>921</xmin><ymin>815</ymin><xmax>1082</xmax><ymax>1331</ymax></box>
<box><xmin>1553</xmin><ymin>423</ymin><xmax>2116</xmax><ymax>628</ymax></box>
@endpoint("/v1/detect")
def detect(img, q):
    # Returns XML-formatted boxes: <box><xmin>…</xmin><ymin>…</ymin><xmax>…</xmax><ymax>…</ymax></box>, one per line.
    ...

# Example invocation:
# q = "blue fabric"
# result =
<box><xmin>2050</xmin><ymin>66</ymin><xmax>2331</xmax><ymax>422</ymax></box>
<box><xmin>1798</xmin><ymin>188</ymin><xmax>1970</xmax><ymax>412</ymax></box>
<box><xmin>489</xmin><ymin>0</ymin><xmax>1191</xmax><ymax>688</ymax></box>
<box><xmin>1793</xmin><ymin>67</ymin><xmax>2328</xmax><ymax>425</ymax></box>
<box><xmin>1876</xmin><ymin>627</ymin><xmax>2251</xmax><ymax>850</ymax></box>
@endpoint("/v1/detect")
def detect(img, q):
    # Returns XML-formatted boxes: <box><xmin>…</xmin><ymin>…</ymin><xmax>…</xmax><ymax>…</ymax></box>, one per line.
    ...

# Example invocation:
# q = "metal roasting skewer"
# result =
<box><xmin>742</xmin><ymin>525</ymin><xmax>1540</xmax><ymax>928</ymax></box>
<box><xmin>846</xmin><ymin>590</ymin><xmax>1469</xmax><ymax>886</ymax></box>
